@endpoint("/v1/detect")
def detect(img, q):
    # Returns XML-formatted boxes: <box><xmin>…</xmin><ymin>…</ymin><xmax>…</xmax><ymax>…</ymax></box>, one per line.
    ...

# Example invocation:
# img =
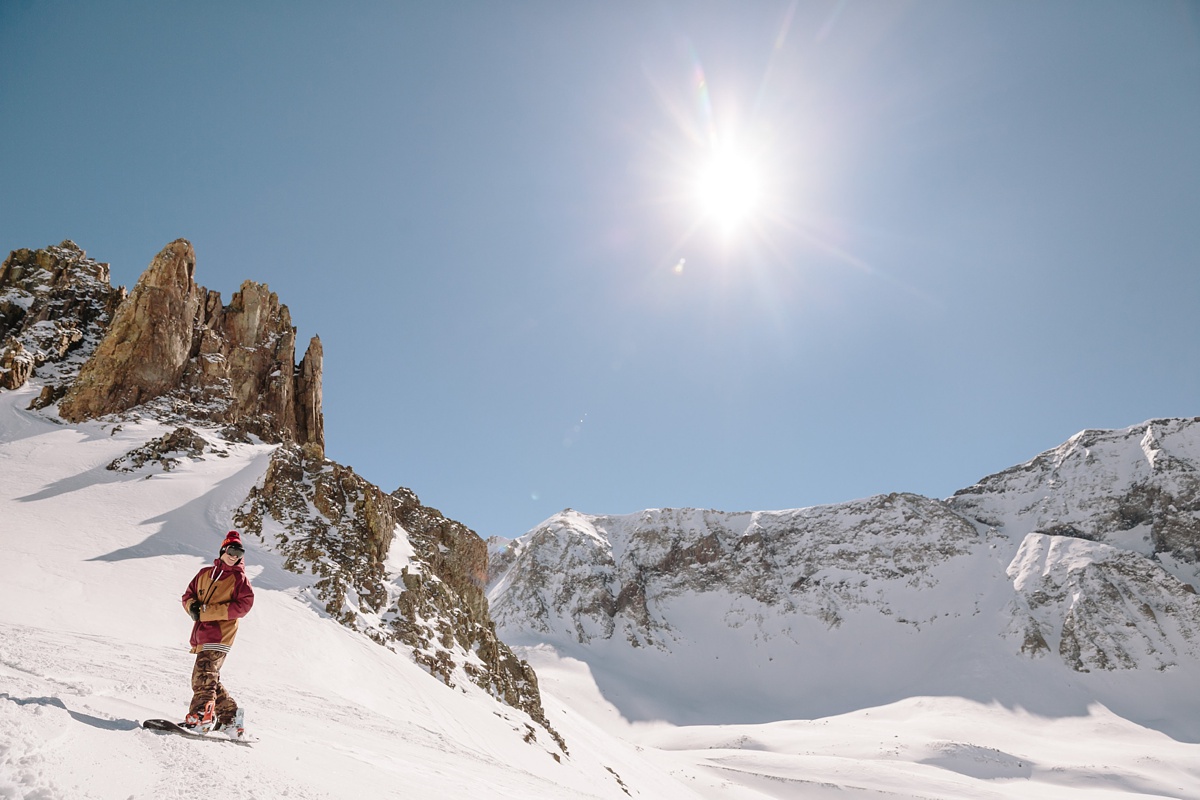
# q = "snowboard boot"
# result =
<box><xmin>184</xmin><ymin>700</ymin><xmax>216</xmax><ymax>733</ymax></box>
<box><xmin>230</xmin><ymin>707</ymin><xmax>246</xmax><ymax>740</ymax></box>
<box><xmin>214</xmin><ymin>707</ymin><xmax>246</xmax><ymax>740</ymax></box>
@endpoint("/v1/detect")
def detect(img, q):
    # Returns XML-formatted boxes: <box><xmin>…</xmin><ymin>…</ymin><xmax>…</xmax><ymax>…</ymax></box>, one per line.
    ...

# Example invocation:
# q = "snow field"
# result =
<box><xmin>523</xmin><ymin>645</ymin><xmax>1200</xmax><ymax>800</ymax></box>
<box><xmin>4</xmin><ymin>381</ymin><xmax>1200</xmax><ymax>799</ymax></box>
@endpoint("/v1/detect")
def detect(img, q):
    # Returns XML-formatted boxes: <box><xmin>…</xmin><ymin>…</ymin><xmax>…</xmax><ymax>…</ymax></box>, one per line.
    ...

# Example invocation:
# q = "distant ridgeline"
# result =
<box><xmin>0</xmin><ymin>240</ymin><xmax>563</xmax><ymax>752</ymax></box>
<box><xmin>487</xmin><ymin>422</ymin><xmax>1200</xmax><ymax>730</ymax></box>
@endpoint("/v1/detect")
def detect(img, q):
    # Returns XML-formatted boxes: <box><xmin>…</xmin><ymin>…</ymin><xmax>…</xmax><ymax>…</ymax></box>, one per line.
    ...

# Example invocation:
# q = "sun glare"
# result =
<box><xmin>694</xmin><ymin>146</ymin><xmax>763</xmax><ymax>237</ymax></box>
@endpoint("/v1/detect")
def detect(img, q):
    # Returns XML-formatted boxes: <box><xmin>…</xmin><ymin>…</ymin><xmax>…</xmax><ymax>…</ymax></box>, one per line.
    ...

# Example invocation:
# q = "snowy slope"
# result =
<box><xmin>0</xmin><ymin>382</ymin><xmax>690</xmax><ymax>799</ymax></box>
<box><xmin>5</xmin><ymin>375</ymin><xmax>1200</xmax><ymax>799</ymax></box>
<box><xmin>520</xmin><ymin>644</ymin><xmax>1200</xmax><ymax>800</ymax></box>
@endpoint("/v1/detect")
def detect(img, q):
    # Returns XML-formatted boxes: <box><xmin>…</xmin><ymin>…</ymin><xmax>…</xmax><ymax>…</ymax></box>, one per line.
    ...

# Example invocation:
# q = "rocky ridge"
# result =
<box><xmin>489</xmin><ymin>495</ymin><xmax>993</xmax><ymax>647</ymax></box>
<box><xmin>106</xmin><ymin>426</ymin><xmax>222</xmax><ymax>473</ymax></box>
<box><xmin>3</xmin><ymin>239</ymin><xmax>560</xmax><ymax>749</ymax></box>
<box><xmin>488</xmin><ymin>418</ymin><xmax>1200</xmax><ymax>704</ymax></box>
<box><xmin>0</xmin><ymin>241</ymin><xmax>125</xmax><ymax>403</ymax></box>
<box><xmin>949</xmin><ymin>418</ymin><xmax>1200</xmax><ymax>574</ymax></box>
<box><xmin>232</xmin><ymin>443</ymin><xmax>564</xmax><ymax>751</ymax></box>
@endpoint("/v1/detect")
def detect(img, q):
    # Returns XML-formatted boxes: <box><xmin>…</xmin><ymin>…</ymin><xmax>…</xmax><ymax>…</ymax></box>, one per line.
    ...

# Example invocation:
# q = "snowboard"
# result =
<box><xmin>142</xmin><ymin>718</ymin><xmax>256</xmax><ymax>745</ymax></box>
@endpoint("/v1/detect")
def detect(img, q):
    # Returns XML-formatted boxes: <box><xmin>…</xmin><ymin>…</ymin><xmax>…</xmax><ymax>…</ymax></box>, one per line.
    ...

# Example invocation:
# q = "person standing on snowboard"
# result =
<box><xmin>181</xmin><ymin>530</ymin><xmax>255</xmax><ymax>738</ymax></box>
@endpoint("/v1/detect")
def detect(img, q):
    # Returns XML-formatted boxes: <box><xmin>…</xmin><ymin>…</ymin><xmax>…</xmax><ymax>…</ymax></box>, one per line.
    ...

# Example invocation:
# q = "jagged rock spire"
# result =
<box><xmin>58</xmin><ymin>239</ymin><xmax>324</xmax><ymax>453</ymax></box>
<box><xmin>59</xmin><ymin>239</ymin><xmax>202</xmax><ymax>417</ymax></box>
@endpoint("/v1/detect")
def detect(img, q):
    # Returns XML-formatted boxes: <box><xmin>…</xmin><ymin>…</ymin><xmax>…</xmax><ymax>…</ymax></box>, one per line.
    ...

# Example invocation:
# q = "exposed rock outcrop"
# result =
<box><xmin>0</xmin><ymin>241</ymin><xmax>125</xmax><ymax>396</ymax></box>
<box><xmin>489</xmin><ymin>497</ymin><xmax>991</xmax><ymax>648</ymax></box>
<box><xmin>1006</xmin><ymin>533</ymin><xmax>1200</xmax><ymax>672</ymax></box>
<box><xmin>234</xmin><ymin>444</ymin><xmax>564</xmax><ymax>752</ymax></box>
<box><xmin>58</xmin><ymin>239</ymin><xmax>323</xmax><ymax>453</ymax></box>
<box><xmin>390</xmin><ymin>487</ymin><xmax>562</xmax><ymax>751</ymax></box>
<box><xmin>235</xmin><ymin>443</ymin><xmax>393</xmax><ymax>627</ymax></box>
<box><xmin>0</xmin><ymin>339</ymin><xmax>32</xmax><ymax>391</ymax></box>
<box><xmin>107</xmin><ymin>426</ymin><xmax>224</xmax><ymax>473</ymax></box>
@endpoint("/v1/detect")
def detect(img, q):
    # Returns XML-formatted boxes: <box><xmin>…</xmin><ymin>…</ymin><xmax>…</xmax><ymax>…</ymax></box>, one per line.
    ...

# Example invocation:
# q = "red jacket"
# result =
<box><xmin>181</xmin><ymin>560</ymin><xmax>255</xmax><ymax>654</ymax></box>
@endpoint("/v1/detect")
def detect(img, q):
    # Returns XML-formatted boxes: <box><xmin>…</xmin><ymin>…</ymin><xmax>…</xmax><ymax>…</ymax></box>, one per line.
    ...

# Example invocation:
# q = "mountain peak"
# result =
<box><xmin>49</xmin><ymin>239</ymin><xmax>324</xmax><ymax>453</ymax></box>
<box><xmin>488</xmin><ymin>419</ymin><xmax>1200</xmax><ymax>734</ymax></box>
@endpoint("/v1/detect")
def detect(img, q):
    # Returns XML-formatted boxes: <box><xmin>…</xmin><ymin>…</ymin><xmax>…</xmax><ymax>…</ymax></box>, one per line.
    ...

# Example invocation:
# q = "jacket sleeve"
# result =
<box><xmin>227</xmin><ymin>573</ymin><xmax>255</xmax><ymax>620</ymax></box>
<box><xmin>181</xmin><ymin>573</ymin><xmax>200</xmax><ymax>615</ymax></box>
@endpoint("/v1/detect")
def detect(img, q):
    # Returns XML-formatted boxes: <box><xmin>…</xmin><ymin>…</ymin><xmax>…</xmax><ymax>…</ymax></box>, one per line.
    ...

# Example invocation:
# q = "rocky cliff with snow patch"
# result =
<box><xmin>949</xmin><ymin>418</ymin><xmax>1200</xmax><ymax>574</ymax></box>
<box><xmin>0</xmin><ymin>241</ymin><xmax>125</xmax><ymax>401</ymax></box>
<box><xmin>948</xmin><ymin>419</ymin><xmax>1200</xmax><ymax>672</ymax></box>
<box><xmin>489</xmin><ymin>495</ymin><xmax>994</xmax><ymax>647</ymax></box>
<box><xmin>488</xmin><ymin>419</ymin><xmax>1200</xmax><ymax>725</ymax></box>
<box><xmin>233</xmin><ymin>442</ymin><xmax>563</xmax><ymax>750</ymax></box>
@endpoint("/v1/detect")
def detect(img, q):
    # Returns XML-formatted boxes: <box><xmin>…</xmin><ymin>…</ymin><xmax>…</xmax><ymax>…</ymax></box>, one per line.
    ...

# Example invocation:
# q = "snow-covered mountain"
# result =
<box><xmin>487</xmin><ymin>420</ymin><xmax>1200</xmax><ymax>740</ymax></box>
<box><xmin>5</xmin><ymin>239</ymin><xmax>1200</xmax><ymax>798</ymax></box>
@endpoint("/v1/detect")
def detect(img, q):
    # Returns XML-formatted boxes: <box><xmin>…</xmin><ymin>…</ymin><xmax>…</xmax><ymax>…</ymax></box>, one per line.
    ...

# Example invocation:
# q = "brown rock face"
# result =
<box><xmin>58</xmin><ymin>239</ymin><xmax>323</xmax><ymax>453</ymax></box>
<box><xmin>294</xmin><ymin>336</ymin><xmax>324</xmax><ymax>453</ymax></box>
<box><xmin>0</xmin><ymin>340</ymin><xmax>33</xmax><ymax>391</ymax></box>
<box><xmin>0</xmin><ymin>241</ymin><xmax>125</xmax><ymax>394</ymax></box>
<box><xmin>234</xmin><ymin>445</ymin><xmax>564</xmax><ymax>753</ymax></box>
<box><xmin>59</xmin><ymin>240</ymin><xmax>201</xmax><ymax>419</ymax></box>
<box><xmin>390</xmin><ymin>487</ymin><xmax>562</xmax><ymax>752</ymax></box>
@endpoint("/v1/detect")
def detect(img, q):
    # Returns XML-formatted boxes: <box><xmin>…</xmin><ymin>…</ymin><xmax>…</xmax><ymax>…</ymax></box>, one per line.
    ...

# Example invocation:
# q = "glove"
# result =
<box><xmin>189</xmin><ymin>600</ymin><xmax>201</xmax><ymax>622</ymax></box>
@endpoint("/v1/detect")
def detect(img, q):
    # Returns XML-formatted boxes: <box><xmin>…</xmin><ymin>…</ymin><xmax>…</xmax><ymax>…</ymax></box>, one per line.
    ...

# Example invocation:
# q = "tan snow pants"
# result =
<box><xmin>188</xmin><ymin>650</ymin><xmax>239</xmax><ymax>724</ymax></box>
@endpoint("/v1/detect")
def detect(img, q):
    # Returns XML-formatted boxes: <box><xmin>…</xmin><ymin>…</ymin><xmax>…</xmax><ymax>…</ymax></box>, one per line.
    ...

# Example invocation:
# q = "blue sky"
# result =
<box><xmin>3</xmin><ymin>1</ymin><xmax>1199</xmax><ymax>539</ymax></box>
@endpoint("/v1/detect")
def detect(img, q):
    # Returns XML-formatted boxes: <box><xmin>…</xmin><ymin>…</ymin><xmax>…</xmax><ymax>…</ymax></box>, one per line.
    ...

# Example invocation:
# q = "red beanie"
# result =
<box><xmin>221</xmin><ymin>530</ymin><xmax>242</xmax><ymax>550</ymax></box>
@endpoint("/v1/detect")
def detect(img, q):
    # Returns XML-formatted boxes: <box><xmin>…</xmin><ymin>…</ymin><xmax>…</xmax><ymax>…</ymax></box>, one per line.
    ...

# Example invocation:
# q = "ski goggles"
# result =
<box><xmin>224</xmin><ymin>543</ymin><xmax>245</xmax><ymax>557</ymax></box>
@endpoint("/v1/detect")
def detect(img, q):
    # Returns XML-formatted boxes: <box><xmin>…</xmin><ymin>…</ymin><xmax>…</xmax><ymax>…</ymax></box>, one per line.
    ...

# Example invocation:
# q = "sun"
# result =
<box><xmin>694</xmin><ymin>145</ymin><xmax>764</xmax><ymax>237</ymax></box>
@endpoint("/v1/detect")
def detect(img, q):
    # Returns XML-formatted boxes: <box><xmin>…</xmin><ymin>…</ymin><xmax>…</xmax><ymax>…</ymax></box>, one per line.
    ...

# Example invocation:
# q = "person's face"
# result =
<box><xmin>221</xmin><ymin>545</ymin><xmax>244</xmax><ymax>565</ymax></box>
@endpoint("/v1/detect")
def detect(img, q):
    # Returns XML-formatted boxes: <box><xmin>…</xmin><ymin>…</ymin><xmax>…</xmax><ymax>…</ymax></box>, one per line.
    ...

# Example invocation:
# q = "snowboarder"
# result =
<box><xmin>180</xmin><ymin>530</ymin><xmax>255</xmax><ymax>739</ymax></box>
